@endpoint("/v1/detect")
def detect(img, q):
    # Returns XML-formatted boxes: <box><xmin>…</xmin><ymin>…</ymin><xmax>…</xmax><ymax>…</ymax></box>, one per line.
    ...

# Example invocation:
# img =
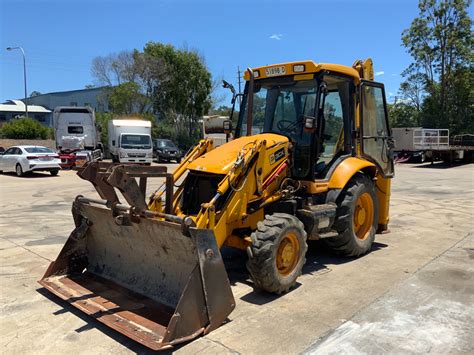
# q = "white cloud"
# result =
<box><xmin>269</xmin><ymin>34</ymin><xmax>283</xmax><ymax>40</ymax></box>
<box><xmin>375</xmin><ymin>71</ymin><xmax>385</xmax><ymax>76</ymax></box>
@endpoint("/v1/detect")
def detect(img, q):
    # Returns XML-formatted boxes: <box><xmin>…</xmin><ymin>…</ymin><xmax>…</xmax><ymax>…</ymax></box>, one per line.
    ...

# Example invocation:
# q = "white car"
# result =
<box><xmin>0</xmin><ymin>146</ymin><xmax>61</xmax><ymax>176</ymax></box>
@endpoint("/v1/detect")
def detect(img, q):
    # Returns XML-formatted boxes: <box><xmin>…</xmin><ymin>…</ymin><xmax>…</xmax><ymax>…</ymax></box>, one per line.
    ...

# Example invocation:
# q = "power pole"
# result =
<box><xmin>237</xmin><ymin>66</ymin><xmax>242</xmax><ymax>107</ymax></box>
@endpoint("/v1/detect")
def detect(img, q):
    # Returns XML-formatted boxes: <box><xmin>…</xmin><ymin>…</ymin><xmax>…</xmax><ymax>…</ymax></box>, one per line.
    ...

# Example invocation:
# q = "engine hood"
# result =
<box><xmin>188</xmin><ymin>133</ymin><xmax>289</xmax><ymax>175</ymax></box>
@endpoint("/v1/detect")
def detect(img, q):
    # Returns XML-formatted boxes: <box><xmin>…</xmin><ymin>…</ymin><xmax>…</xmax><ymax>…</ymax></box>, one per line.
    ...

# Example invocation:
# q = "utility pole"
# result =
<box><xmin>6</xmin><ymin>46</ymin><xmax>28</xmax><ymax>118</ymax></box>
<box><xmin>237</xmin><ymin>66</ymin><xmax>242</xmax><ymax>107</ymax></box>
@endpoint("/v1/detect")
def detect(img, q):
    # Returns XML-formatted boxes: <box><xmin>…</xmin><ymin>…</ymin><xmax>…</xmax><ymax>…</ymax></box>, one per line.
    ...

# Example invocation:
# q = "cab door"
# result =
<box><xmin>360</xmin><ymin>81</ymin><xmax>394</xmax><ymax>177</ymax></box>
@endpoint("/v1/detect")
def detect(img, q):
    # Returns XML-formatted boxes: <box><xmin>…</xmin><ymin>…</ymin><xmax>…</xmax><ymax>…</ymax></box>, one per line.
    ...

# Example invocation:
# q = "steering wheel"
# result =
<box><xmin>277</xmin><ymin>120</ymin><xmax>298</xmax><ymax>134</ymax></box>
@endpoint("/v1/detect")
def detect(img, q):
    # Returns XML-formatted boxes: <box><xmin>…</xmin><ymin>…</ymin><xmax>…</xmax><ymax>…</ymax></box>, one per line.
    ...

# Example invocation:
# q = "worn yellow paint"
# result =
<box><xmin>300</xmin><ymin>181</ymin><xmax>329</xmax><ymax>194</ymax></box>
<box><xmin>243</xmin><ymin>60</ymin><xmax>361</xmax><ymax>83</ymax></box>
<box><xmin>294</xmin><ymin>73</ymin><xmax>314</xmax><ymax>81</ymax></box>
<box><xmin>375</xmin><ymin>176</ymin><xmax>391</xmax><ymax>228</ymax></box>
<box><xmin>328</xmin><ymin>157</ymin><xmax>376</xmax><ymax>189</ymax></box>
<box><xmin>187</xmin><ymin>133</ymin><xmax>289</xmax><ymax>175</ymax></box>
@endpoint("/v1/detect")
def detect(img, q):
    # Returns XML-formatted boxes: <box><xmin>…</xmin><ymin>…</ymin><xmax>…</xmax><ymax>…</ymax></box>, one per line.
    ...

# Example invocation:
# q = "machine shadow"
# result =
<box><xmin>223</xmin><ymin>240</ymin><xmax>388</xmax><ymax>306</ymax></box>
<box><xmin>35</xmin><ymin>241</ymin><xmax>388</xmax><ymax>352</ymax></box>
<box><xmin>35</xmin><ymin>287</ymin><xmax>192</xmax><ymax>354</ymax></box>
<box><xmin>412</xmin><ymin>161</ymin><xmax>469</xmax><ymax>169</ymax></box>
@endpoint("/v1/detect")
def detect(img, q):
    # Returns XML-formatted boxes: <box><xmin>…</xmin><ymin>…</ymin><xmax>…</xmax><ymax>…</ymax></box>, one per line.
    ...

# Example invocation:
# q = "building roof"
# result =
<box><xmin>28</xmin><ymin>86</ymin><xmax>109</xmax><ymax>98</ymax></box>
<box><xmin>0</xmin><ymin>100</ymin><xmax>51</xmax><ymax>113</ymax></box>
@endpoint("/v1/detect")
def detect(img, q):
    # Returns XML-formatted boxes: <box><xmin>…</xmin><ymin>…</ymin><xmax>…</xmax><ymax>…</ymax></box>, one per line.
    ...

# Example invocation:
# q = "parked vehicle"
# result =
<box><xmin>53</xmin><ymin>106</ymin><xmax>102</xmax><ymax>168</ymax></box>
<box><xmin>202</xmin><ymin>115</ymin><xmax>231</xmax><ymax>147</ymax></box>
<box><xmin>0</xmin><ymin>146</ymin><xmax>61</xmax><ymax>176</ymax></box>
<box><xmin>153</xmin><ymin>139</ymin><xmax>182</xmax><ymax>163</ymax></box>
<box><xmin>108</xmin><ymin>119</ymin><xmax>153</xmax><ymax>164</ymax></box>
<box><xmin>393</xmin><ymin>127</ymin><xmax>474</xmax><ymax>163</ymax></box>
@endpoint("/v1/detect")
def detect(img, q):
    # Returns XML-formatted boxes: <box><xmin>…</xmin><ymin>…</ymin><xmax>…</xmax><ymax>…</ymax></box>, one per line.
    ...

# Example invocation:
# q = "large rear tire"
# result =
<box><xmin>323</xmin><ymin>174</ymin><xmax>378</xmax><ymax>257</ymax></box>
<box><xmin>246</xmin><ymin>213</ymin><xmax>307</xmax><ymax>294</ymax></box>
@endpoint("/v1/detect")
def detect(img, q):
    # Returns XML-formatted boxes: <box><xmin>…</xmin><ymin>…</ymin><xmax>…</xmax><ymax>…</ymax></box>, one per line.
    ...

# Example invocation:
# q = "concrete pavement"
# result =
<box><xmin>0</xmin><ymin>161</ymin><xmax>473</xmax><ymax>354</ymax></box>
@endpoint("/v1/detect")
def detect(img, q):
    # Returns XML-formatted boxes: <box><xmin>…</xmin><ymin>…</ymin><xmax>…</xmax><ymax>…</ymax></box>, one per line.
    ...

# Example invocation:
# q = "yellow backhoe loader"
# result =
<box><xmin>39</xmin><ymin>58</ymin><xmax>394</xmax><ymax>350</ymax></box>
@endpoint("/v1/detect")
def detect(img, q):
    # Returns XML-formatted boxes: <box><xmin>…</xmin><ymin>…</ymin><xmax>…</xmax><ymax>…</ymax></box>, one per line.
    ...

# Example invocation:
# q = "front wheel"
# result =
<box><xmin>246</xmin><ymin>213</ymin><xmax>307</xmax><ymax>294</ymax></box>
<box><xmin>16</xmin><ymin>164</ymin><xmax>24</xmax><ymax>177</ymax></box>
<box><xmin>323</xmin><ymin>174</ymin><xmax>378</xmax><ymax>257</ymax></box>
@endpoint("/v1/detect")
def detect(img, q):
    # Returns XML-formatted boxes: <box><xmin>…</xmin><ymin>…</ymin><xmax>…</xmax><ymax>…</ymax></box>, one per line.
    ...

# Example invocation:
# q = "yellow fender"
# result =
<box><xmin>328</xmin><ymin>157</ymin><xmax>376</xmax><ymax>189</ymax></box>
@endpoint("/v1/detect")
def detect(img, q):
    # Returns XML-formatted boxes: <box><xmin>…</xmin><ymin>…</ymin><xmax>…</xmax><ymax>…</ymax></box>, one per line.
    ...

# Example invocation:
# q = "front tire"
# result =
<box><xmin>16</xmin><ymin>164</ymin><xmax>24</xmax><ymax>177</ymax></box>
<box><xmin>246</xmin><ymin>213</ymin><xmax>307</xmax><ymax>294</ymax></box>
<box><xmin>323</xmin><ymin>174</ymin><xmax>378</xmax><ymax>257</ymax></box>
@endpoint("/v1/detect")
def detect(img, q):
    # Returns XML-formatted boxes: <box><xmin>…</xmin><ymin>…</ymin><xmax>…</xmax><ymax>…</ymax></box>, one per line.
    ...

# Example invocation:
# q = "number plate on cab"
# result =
<box><xmin>265</xmin><ymin>66</ymin><xmax>286</xmax><ymax>77</ymax></box>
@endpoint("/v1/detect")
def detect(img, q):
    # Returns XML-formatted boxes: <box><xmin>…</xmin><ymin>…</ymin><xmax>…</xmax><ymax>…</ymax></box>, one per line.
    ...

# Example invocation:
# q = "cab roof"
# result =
<box><xmin>243</xmin><ymin>60</ymin><xmax>361</xmax><ymax>83</ymax></box>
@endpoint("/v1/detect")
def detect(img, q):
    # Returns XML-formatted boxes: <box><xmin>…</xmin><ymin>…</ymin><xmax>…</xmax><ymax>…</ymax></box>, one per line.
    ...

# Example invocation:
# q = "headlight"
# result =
<box><xmin>120</xmin><ymin>151</ymin><xmax>128</xmax><ymax>158</ymax></box>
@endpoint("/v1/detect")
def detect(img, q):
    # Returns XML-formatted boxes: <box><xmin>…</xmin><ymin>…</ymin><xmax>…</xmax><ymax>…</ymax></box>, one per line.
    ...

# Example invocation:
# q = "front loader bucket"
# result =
<box><xmin>39</xmin><ymin>199</ymin><xmax>235</xmax><ymax>350</ymax></box>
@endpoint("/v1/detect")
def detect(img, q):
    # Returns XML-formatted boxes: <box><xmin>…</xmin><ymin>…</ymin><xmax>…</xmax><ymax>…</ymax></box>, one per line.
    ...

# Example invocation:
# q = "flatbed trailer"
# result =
<box><xmin>413</xmin><ymin>129</ymin><xmax>474</xmax><ymax>163</ymax></box>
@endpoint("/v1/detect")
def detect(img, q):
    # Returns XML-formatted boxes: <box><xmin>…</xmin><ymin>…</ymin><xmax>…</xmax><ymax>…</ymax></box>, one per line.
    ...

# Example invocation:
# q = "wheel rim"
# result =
<box><xmin>16</xmin><ymin>165</ymin><xmax>21</xmax><ymax>175</ymax></box>
<box><xmin>353</xmin><ymin>192</ymin><xmax>374</xmax><ymax>240</ymax></box>
<box><xmin>276</xmin><ymin>231</ymin><xmax>300</xmax><ymax>276</ymax></box>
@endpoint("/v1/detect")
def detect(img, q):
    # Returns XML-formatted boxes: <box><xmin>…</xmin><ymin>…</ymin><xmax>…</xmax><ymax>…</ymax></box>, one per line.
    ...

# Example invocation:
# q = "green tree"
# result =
<box><xmin>0</xmin><ymin>117</ymin><xmax>50</xmax><ymax>139</ymax></box>
<box><xmin>388</xmin><ymin>103</ymin><xmax>420</xmax><ymax>128</ymax></box>
<box><xmin>143</xmin><ymin>42</ymin><xmax>212</xmax><ymax>141</ymax></box>
<box><xmin>107</xmin><ymin>82</ymin><xmax>150</xmax><ymax>115</ymax></box>
<box><xmin>401</xmin><ymin>0</ymin><xmax>472</xmax><ymax>133</ymax></box>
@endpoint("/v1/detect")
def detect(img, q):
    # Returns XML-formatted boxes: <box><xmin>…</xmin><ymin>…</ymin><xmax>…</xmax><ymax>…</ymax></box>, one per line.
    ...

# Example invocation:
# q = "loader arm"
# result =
<box><xmin>148</xmin><ymin>139</ymin><xmax>215</xmax><ymax>213</ymax></box>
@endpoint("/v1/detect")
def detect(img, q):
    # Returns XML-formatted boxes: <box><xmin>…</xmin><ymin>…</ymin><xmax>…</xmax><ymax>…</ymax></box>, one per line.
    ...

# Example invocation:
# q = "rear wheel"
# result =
<box><xmin>323</xmin><ymin>174</ymin><xmax>378</xmax><ymax>257</ymax></box>
<box><xmin>15</xmin><ymin>164</ymin><xmax>24</xmax><ymax>177</ymax></box>
<box><xmin>50</xmin><ymin>170</ymin><xmax>59</xmax><ymax>176</ymax></box>
<box><xmin>246</xmin><ymin>213</ymin><xmax>307</xmax><ymax>294</ymax></box>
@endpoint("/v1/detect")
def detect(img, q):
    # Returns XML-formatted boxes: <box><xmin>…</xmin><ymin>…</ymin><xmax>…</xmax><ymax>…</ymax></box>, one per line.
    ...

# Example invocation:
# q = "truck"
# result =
<box><xmin>392</xmin><ymin>127</ymin><xmax>425</xmax><ymax>162</ymax></box>
<box><xmin>202</xmin><ymin>115</ymin><xmax>231</xmax><ymax>147</ymax></box>
<box><xmin>393</xmin><ymin>127</ymin><xmax>474</xmax><ymax>163</ymax></box>
<box><xmin>108</xmin><ymin>119</ymin><xmax>153</xmax><ymax>164</ymax></box>
<box><xmin>53</xmin><ymin>106</ymin><xmax>102</xmax><ymax>168</ymax></box>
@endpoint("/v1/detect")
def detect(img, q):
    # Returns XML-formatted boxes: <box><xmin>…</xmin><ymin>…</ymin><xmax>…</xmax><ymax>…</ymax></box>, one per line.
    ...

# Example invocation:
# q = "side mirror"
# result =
<box><xmin>303</xmin><ymin>115</ymin><xmax>316</xmax><ymax>132</ymax></box>
<box><xmin>223</xmin><ymin>120</ymin><xmax>232</xmax><ymax>134</ymax></box>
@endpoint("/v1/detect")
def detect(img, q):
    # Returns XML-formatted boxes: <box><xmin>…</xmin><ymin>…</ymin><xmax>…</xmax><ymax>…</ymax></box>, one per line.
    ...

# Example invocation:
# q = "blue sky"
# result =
<box><xmin>1</xmin><ymin>0</ymin><xmax>423</xmax><ymax>105</ymax></box>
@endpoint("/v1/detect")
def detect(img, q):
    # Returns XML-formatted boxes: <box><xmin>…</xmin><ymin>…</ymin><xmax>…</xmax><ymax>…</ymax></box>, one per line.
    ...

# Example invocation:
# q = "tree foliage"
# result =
<box><xmin>400</xmin><ymin>0</ymin><xmax>472</xmax><ymax>133</ymax></box>
<box><xmin>0</xmin><ymin>117</ymin><xmax>52</xmax><ymax>139</ymax></box>
<box><xmin>107</xmin><ymin>82</ymin><xmax>150</xmax><ymax>115</ymax></box>
<box><xmin>91</xmin><ymin>43</ymin><xmax>213</xmax><ymax>149</ymax></box>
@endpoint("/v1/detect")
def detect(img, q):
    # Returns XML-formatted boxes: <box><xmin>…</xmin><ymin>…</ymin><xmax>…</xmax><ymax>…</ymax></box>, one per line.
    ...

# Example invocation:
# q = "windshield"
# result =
<box><xmin>68</xmin><ymin>126</ymin><xmax>84</xmax><ymax>134</ymax></box>
<box><xmin>157</xmin><ymin>140</ymin><xmax>176</xmax><ymax>148</ymax></box>
<box><xmin>25</xmin><ymin>147</ymin><xmax>54</xmax><ymax>153</ymax></box>
<box><xmin>120</xmin><ymin>134</ymin><xmax>151</xmax><ymax>149</ymax></box>
<box><xmin>238</xmin><ymin>77</ymin><xmax>318</xmax><ymax>139</ymax></box>
<box><xmin>237</xmin><ymin>76</ymin><xmax>318</xmax><ymax>178</ymax></box>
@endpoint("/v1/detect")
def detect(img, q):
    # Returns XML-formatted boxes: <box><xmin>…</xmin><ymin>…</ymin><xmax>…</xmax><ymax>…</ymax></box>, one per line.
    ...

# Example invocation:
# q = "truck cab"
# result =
<box><xmin>53</xmin><ymin>107</ymin><xmax>99</xmax><ymax>151</ymax></box>
<box><xmin>108</xmin><ymin>119</ymin><xmax>153</xmax><ymax>164</ymax></box>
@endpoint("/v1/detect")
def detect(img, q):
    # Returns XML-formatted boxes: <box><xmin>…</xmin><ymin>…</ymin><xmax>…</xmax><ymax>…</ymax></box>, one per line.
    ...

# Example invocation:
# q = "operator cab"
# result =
<box><xmin>235</xmin><ymin>72</ymin><xmax>354</xmax><ymax>180</ymax></box>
